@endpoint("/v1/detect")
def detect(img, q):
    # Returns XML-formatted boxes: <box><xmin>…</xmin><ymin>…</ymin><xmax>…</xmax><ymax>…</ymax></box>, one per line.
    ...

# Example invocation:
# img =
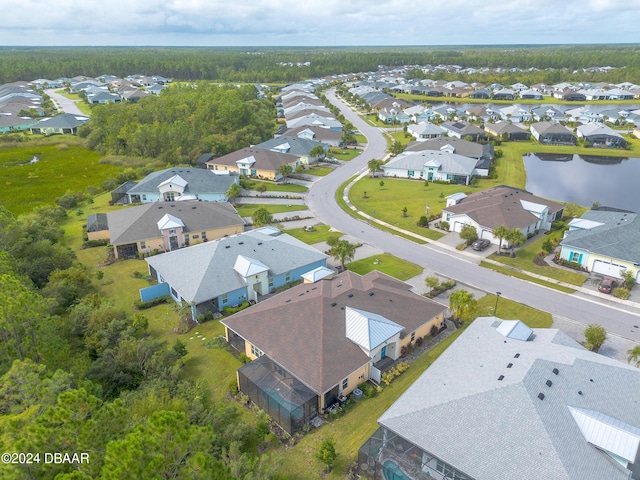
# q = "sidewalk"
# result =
<box><xmin>341</xmin><ymin>170</ymin><xmax>640</xmax><ymax>312</ymax></box>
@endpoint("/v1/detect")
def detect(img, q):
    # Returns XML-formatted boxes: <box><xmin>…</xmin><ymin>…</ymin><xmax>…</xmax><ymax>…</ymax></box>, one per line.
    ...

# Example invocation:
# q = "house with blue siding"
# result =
<box><xmin>142</xmin><ymin>228</ymin><xmax>328</xmax><ymax>319</ymax></box>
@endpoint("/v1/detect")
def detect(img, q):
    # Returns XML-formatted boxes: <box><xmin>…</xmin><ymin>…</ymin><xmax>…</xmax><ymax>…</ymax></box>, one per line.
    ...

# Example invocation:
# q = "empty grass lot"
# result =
<box><xmin>234</xmin><ymin>203</ymin><xmax>308</xmax><ymax>217</ymax></box>
<box><xmin>347</xmin><ymin>254</ymin><xmax>422</xmax><ymax>281</ymax></box>
<box><xmin>284</xmin><ymin>225</ymin><xmax>341</xmax><ymax>244</ymax></box>
<box><xmin>0</xmin><ymin>141</ymin><xmax>119</xmax><ymax>215</ymax></box>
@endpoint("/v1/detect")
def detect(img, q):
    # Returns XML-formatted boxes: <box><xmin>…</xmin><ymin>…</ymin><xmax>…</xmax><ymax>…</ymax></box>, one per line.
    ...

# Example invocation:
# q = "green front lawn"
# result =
<box><xmin>303</xmin><ymin>165</ymin><xmax>334</xmax><ymax>176</ymax></box>
<box><xmin>234</xmin><ymin>203</ymin><xmax>308</xmax><ymax>217</ymax></box>
<box><xmin>329</xmin><ymin>147</ymin><xmax>362</xmax><ymax>161</ymax></box>
<box><xmin>477</xmin><ymin>294</ymin><xmax>553</xmax><ymax>328</ymax></box>
<box><xmin>480</xmin><ymin>261</ymin><xmax>577</xmax><ymax>294</ymax></box>
<box><xmin>347</xmin><ymin>254</ymin><xmax>422</xmax><ymax>281</ymax></box>
<box><xmin>56</xmin><ymin>90</ymin><xmax>93</xmax><ymax>115</ymax></box>
<box><xmin>284</xmin><ymin>225</ymin><xmax>341</xmax><ymax>244</ymax></box>
<box><xmin>487</xmin><ymin>230</ymin><xmax>587</xmax><ymax>286</ymax></box>
<box><xmin>240</xmin><ymin>178</ymin><xmax>308</xmax><ymax>193</ymax></box>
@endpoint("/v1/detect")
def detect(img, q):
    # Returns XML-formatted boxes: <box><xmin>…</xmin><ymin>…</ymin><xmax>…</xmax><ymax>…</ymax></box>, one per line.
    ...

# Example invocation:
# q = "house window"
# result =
<box><xmin>192</xmin><ymin>234</ymin><xmax>199</xmax><ymax>239</ymax></box>
<box><xmin>184</xmin><ymin>234</ymin><xmax>189</xmax><ymax>244</ymax></box>
<box><xmin>408</xmin><ymin>170</ymin><xmax>414</xmax><ymax>176</ymax></box>
<box><xmin>571</xmin><ymin>252</ymin><xmax>580</xmax><ymax>262</ymax></box>
<box><xmin>285</xmin><ymin>272</ymin><xmax>291</xmax><ymax>282</ymax></box>
<box><xmin>251</xmin><ymin>169</ymin><xmax>257</xmax><ymax>176</ymax></box>
<box><xmin>142</xmin><ymin>194</ymin><xmax>147</xmax><ymax>200</ymax></box>
<box><xmin>169</xmin><ymin>228</ymin><xmax>176</xmax><ymax>235</ymax></box>
<box><xmin>222</xmin><ymin>293</ymin><xmax>228</xmax><ymax>304</ymax></box>
<box><xmin>411</xmin><ymin>332</ymin><xmax>415</xmax><ymax>342</ymax></box>
<box><xmin>268</xmin><ymin>277</ymin><xmax>274</xmax><ymax>288</ymax></box>
<box><xmin>201</xmin><ymin>232</ymin><xmax>207</xmax><ymax>240</ymax></box>
<box><xmin>342</xmin><ymin>378</ymin><xmax>348</xmax><ymax>390</ymax></box>
<box><xmin>251</xmin><ymin>345</ymin><xmax>263</xmax><ymax>357</ymax></box>
<box><xmin>140</xmin><ymin>241</ymin><xmax>146</xmax><ymax>249</ymax></box>
<box><xmin>165</xmin><ymin>192</ymin><xmax>175</xmax><ymax>201</ymax></box>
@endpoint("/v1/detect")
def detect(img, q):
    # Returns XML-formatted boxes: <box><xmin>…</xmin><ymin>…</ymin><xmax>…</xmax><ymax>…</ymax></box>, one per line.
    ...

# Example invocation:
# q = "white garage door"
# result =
<box><xmin>592</xmin><ymin>260</ymin><xmax>626</xmax><ymax>278</ymax></box>
<box><xmin>453</xmin><ymin>222</ymin><xmax>464</xmax><ymax>233</ymax></box>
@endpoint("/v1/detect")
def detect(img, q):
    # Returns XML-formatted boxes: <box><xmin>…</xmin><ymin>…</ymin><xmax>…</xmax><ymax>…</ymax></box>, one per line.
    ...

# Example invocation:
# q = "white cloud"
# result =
<box><xmin>1</xmin><ymin>0</ymin><xmax>639</xmax><ymax>45</ymax></box>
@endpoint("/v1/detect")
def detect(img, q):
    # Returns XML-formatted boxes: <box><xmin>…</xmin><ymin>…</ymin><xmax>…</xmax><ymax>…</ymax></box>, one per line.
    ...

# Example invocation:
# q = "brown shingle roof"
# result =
<box><xmin>222</xmin><ymin>270</ymin><xmax>446</xmax><ymax>395</ymax></box>
<box><xmin>445</xmin><ymin>186</ymin><xmax>564</xmax><ymax>230</ymax></box>
<box><xmin>206</xmin><ymin>147</ymin><xmax>299</xmax><ymax>173</ymax></box>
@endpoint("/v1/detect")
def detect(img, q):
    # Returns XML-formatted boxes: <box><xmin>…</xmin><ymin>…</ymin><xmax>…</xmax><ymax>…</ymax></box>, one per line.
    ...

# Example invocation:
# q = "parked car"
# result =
<box><xmin>471</xmin><ymin>238</ymin><xmax>490</xmax><ymax>251</ymax></box>
<box><xmin>598</xmin><ymin>277</ymin><xmax>618</xmax><ymax>294</ymax></box>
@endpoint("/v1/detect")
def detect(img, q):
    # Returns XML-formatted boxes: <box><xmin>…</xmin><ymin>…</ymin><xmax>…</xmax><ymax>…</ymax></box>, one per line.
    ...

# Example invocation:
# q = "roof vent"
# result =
<box><xmin>578</xmin><ymin>391</ymin><xmax>583</xmax><ymax>395</ymax></box>
<box><xmin>538</xmin><ymin>393</ymin><xmax>545</xmax><ymax>401</ymax></box>
<box><xmin>498</xmin><ymin>375</ymin><xmax>504</xmax><ymax>381</ymax></box>
<box><xmin>507</xmin><ymin>363</ymin><xmax>513</xmax><ymax>368</ymax></box>
<box><xmin>514</xmin><ymin>353</ymin><xmax>520</xmax><ymax>358</ymax></box>
<box><xmin>590</xmin><ymin>379</ymin><xmax>594</xmax><ymax>382</ymax></box>
<box><xmin>546</xmin><ymin>380</ymin><xmax>553</xmax><ymax>387</ymax></box>
<box><xmin>158</xmin><ymin>206</ymin><xmax>163</xmax><ymax>209</ymax></box>
<box><xmin>285</xmin><ymin>299</ymin><xmax>291</xmax><ymax>303</ymax></box>
<box><xmin>330</xmin><ymin>302</ymin><xmax>337</xmax><ymax>307</ymax></box>
<box><xmin>348</xmin><ymin>294</ymin><xmax>353</xmax><ymax>298</ymax></box>
<box><xmin>225</xmin><ymin>245</ymin><xmax>230</xmax><ymax>249</ymax></box>
<box><xmin>552</xmin><ymin>368</ymin><xmax>559</xmax><ymax>375</ymax></box>
<box><xmin>257</xmin><ymin>242</ymin><xmax>262</xmax><ymax>245</ymax></box>
<box><xmin>238</xmin><ymin>242</ymin><xmax>244</xmax><ymax>245</ymax></box>
<box><xmin>368</xmin><ymin>292</ymin><xmax>374</xmax><ymax>296</ymax></box>
<box><xmin>192</xmin><ymin>206</ymin><xmax>196</xmax><ymax>209</ymax></box>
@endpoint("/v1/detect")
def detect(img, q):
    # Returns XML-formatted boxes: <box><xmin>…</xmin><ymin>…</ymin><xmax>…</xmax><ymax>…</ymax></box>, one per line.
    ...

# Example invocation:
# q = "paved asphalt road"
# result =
<box><xmin>306</xmin><ymin>90</ymin><xmax>640</xmax><ymax>342</ymax></box>
<box><xmin>45</xmin><ymin>89</ymin><xmax>85</xmax><ymax>116</ymax></box>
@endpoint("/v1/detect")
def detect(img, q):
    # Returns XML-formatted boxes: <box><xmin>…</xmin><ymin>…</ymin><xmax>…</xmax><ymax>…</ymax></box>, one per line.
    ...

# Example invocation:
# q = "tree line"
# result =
<box><xmin>0</xmin><ymin>204</ymin><xmax>278</xmax><ymax>479</ymax></box>
<box><xmin>79</xmin><ymin>83</ymin><xmax>276</xmax><ymax>164</ymax></box>
<box><xmin>2</xmin><ymin>46</ymin><xmax>640</xmax><ymax>84</ymax></box>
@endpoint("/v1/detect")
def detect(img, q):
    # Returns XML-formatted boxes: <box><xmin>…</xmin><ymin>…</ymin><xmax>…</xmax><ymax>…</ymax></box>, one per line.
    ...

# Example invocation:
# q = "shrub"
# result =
<box><xmin>204</xmin><ymin>310</ymin><xmax>214</xmax><ymax>321</ymax></box>
<box><xmin>239</xmin><ymin>353</ymin><xmax>251</xmax><ymax>364</ymax></box>
<box><xmin>417</xmin><ymin>216</ymin><xmax>429</xmax><ymax>227</ymax></box>
<box><xmin>381</xmin><ymin>362</ymin><xmax>409</xmax><ymax>386</ymax></box>
<box><xmin>204</xmin><ymin>336</ymin><xmax>227</xmax><ymax>349</ymax></box>
<box><xmin>134</xmin><ymin>295</ymin><xmax>171</xmax><ymax>310</ymax></box>
<box><xmin>82</xmin><ymin>239</ymin><xmax>109</xmax><ymax>248</ymax></box>
<box><xmin>358</xmin><ymin>382</ymin><xmax>377</xmax><ymax>399</ymax></box>
<box><xmin>228</xmin><ymin>380</ymin><xmax>239</xmax><ymax>395</ymax></box>
<box><xmin>430</xmin><ymin>324</ymin><xmax>439</xmax><ymax>337</ymax></box>
<box><xmin>612</xmin><ymin>287</ymin><xmax>630</xmax><ymax>300</ymax></box>
<box><xmin>439</xmin><ymin>221</ymin><xmax>450</xmax><ymax>230</ymax></box>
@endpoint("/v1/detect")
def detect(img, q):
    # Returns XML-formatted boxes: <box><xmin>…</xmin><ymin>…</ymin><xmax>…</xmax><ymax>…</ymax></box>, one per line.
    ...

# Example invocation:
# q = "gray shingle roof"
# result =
<box><xmin>145</xmin><ymin>230</ymin><xmax>327</xmax><ymax>304</ymax></box>
<box><xmin>378</xmin><ymin>317</ymin><xmax>640</xmax><ymax>480</ymax></box>
<box><xmin>106</xmin><ymin>201</ymin><xmax>244</xmax><ymax>245</ymax></box>
<box><xmin>383</xmin><ymin>150</ymin><xmax>479</xmax><ymax>177</ymax></box>
<box><xmin>252</xmin><ymin>136</ymin><xmax>325</xmax><ymax>156</ymax></box>
<box><xmin>126</xmin><ymin>168</ymin><xmax>236</xmax><ymax>197</ymax></box>
<box><xmin>560</xmin><ymin>210</ymin><xmax>640</xmax><ymax>263</ymax></box>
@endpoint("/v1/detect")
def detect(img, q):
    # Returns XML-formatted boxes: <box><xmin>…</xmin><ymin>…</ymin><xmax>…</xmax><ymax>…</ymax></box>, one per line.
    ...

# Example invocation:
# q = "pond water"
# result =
<box><xmin>523</xmin><ymin>153</ymin><xmax>640</xmax><ymax>213</ymax></box>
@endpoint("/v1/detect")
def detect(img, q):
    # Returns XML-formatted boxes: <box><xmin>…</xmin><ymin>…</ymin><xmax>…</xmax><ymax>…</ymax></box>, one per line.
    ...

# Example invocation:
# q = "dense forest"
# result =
<box><xmin>79</xmin><ymin>83</ymin><xmax>276</xmax><ymax>164</ymax></box>
<box><xmin>0</xmin><ymin>204</ymin><xmax>278</xmax><ymax>479</ymax></box>
<box><xmin>1</xmin><ymin>45</ymin><xmax>640</xmax><ymax>84</ymax></box>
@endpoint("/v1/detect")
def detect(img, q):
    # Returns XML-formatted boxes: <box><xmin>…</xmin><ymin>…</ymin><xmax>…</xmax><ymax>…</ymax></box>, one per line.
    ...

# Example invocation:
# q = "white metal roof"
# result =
<box><xmin>569</xmin><ymin>407</ymin><xmax>640</xmax><ymax>463</ymax></box>
<box><xmin>345</xmin><ymin>307</ymin><xmax>403</xmax><ymax>351</ymax></box>
<box><xmin>233</xmin><ymin>255</ymin><xmax>269</xmax><ymax>277</ymax></box>
<box><xmin>301</xmin><ymin>266</ymin><xmax>334</xmax><ymax>283</ymax></box>
<box><xmin>158</xmin><ymin>174</ymin><xmax>188</xmax><ymax>189</ymax></box>
<box><xmin>520</xmin><ymin>199</ymin><xmax>547</xmax><ymax>215</ymax></box>
<box><xmin>495</xmin><ymin>320</ymin><xmax>533</xmax><ymax>341</ymax></box>
<box><xmin>156</xmin><ymin>213</ymin><xmax>184</xmax><ymax>230</ymax></box>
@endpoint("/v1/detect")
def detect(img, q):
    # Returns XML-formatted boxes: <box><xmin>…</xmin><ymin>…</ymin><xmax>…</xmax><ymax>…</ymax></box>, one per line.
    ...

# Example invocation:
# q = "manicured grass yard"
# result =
<box><xmin>347</xmin><ymin>254</ymin><xmax>422</xmax><ymax>281</ymax></box>
<box><xmin>234</xmin><ymin>203</ymin><xmax>308</xmax><ymax>217</ymax></box>
<box><xmin>329</xmin><ymin>147</ymin><xmax>362</xmax><ymax>161</ymax></box>
<box><xmin>303</xmin><ymin>165</ymin><xmax>334</xmax><ymax>176</ymax></box>
<box><xmin>274</xmin><ymin>294</ymin><xmax>552</xmax><ymax>478</ymax></box>
<box><xmin>487</xmin><ymin>230</ymin><xmax>587</xmax><ymax>286</ymax></box>
<box><xmin>241</xmin><ymin>178</ymin><xmax>308</xmax><ymax>193</ymax></box>
<box><xmin>0</xmin><ymin>141</ymin><xmax>119</xmax><ymax>215</ymax></box>
<box><xmin>284</xmin><ymin>225</ymin><xmax>341</xmax><ymax>244</ymax></box>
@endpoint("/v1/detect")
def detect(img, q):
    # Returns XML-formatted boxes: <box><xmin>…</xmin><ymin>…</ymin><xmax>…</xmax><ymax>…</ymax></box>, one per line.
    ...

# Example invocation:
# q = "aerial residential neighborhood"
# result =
<box><xmin>2</xmin><ymin>41</ymin><xmax>640</xmax><ymax>480</ymax></box>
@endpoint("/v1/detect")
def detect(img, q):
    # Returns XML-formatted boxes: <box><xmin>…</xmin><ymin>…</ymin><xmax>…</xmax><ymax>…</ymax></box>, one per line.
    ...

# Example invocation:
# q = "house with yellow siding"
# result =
<box><xmin>560</xmin><ymin>209</ymin><xmax>640</xmax><ymax>281</ymax></box>
<box><xmin>96</xmin><ymin>200</ymin><xmax>244</xmax><ymax>259</ymax></box>
<box><xmin>221</xmin><ymin>270</ymin><xmax>446</xmax><ymax>435</ymax></box>
<box><xmin>205</xmin><ymin>147</ymin><xmax>300</xmax><ymax>181</ymax></box>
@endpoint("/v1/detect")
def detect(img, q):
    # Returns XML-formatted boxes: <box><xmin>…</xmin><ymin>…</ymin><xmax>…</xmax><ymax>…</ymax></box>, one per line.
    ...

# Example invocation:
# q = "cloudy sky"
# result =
<box><xmin>2</xmin><ymin>0</ymin><xmax>639</xmax><ymax>46</ymax></box>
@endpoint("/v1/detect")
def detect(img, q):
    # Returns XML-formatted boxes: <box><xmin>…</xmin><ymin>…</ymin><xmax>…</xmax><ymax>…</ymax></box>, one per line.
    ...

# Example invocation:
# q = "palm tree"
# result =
<box><xmin>506</xmin><ymin>228</ymin><xmax>527</xmax><ymax>255</ymax></box>
<box><xmin>225</xmin><ymin>183</ymin><xmax>241</xmax><ymax>205</ymax></box>
<box><xmin>492</xmin><ymin>225</ymin><xmax>509</xmax><ymax>254</ymax></box>
<box><xmin>330</xmin><ymin>240</ymin><xmax>356</xmax><ymax>271</ymax></box>
<box><xmin>368</xmin><ymin>159</ymin><xmax>382</xmax><ymax>178</ymax></box>
<box><xmin>628</xmin><ymin>345</ymin><xmax>640</xmax><ymax>367</ymax></box>
<box><xmin>448</xmin><ymin>289</ymin><xmax>478</xmax><ymax>324</ymax></box>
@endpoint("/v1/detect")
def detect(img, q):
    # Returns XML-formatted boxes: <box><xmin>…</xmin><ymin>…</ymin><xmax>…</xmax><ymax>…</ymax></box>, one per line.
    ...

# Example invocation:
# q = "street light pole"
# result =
<box><xmin>495</xmin><ymin>292</ymin><xmax>502</xmax><ymax>316</ymax></box>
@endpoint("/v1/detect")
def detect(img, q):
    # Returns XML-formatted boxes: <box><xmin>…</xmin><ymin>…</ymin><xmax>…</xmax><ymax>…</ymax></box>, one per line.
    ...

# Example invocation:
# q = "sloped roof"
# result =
<box><xmin>158</xmin><ymin>174</ymin><xmax>188</xmax><ymax>189</ymax></box>
<box><xmin>222</xmin><ymin>270</ymin><xmax>446</xmax><ymax>395</ymax></box>
<box><xmin>208</xmin><ymin>147</ymin><xmax>299</xmax><ymax>172</ymax></box>
<box><xmin>561</xmin><ymin>210</ymin><xmax>640</xmax><ymax>263</ymax></box>
<box><xmin>443</xmin><ymin>185</ymin><xmax>564</xmax><ymax>230</ymax></box>
<box><xmin>406</xmin><ymin>137</ymin><xmax>490</xmax><ymax>160</ymax></box>
<box><xmin>156</xmin><ymin>213</ymin><xmax>184</xmax><ymax>230</ymax></box>
<box><xmin>233</xmin><ymin>255</ymin><xmax>269</xmax><ymax>277</ymax></box>
<box><xmin>383</xmin><ymin>150</ymin><xmax>479</xmax><ymax>177</ymax></box>
<box><xmin>107</xmin><ymin>201</ymin><xmax>243</xmax><ymax>246</ymax></box>
<box><xmin>345</xmin><ymin>307</ymin><xmax>404</xmax><ymax>351</ymax></box>
<box><xmin>495</xmin><ymin>319</ymin><xmax>533</xmax><ymax>341</ymax></box>
<box><xmin>378</xmin><ymin>317</ymin><xmax>640</xmax><ymax>480</ymax></box>
<box><xmin>301</xmin><ymin>266</ymin><xmax>334</xmax><ymax>283</ymax></box>
<box><xmin>34</xmin><ymin>113</ymin><xmax>89</xmax><ymax>129</ymax></box>
<box><xmin>146</xmin><ymin>230</ymin><xmax>327</xmax><ymax>304</ymax></box>
<box><xmin>126</xmin><ymin>168</ymin><xmax>237</xmax><ymax>197</ymax></box>
<box><xmin>252</xmin><ymin>136</ymin><xmax>326</xmax><ymax>157</ymax></box>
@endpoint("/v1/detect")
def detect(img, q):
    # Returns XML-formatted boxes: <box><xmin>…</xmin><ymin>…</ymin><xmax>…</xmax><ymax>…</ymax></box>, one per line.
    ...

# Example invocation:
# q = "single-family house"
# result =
<box><xmin>222</xmin><ymin>270</ymin><xmax>447</xmax><ymax>434</ymax></box>
<box><xmin>97</xmin><ymin>200</ymin><xmax>244</xmax><ymax>259</ymax></box>
<box><xmin>492</xmin><ymin>88</ymin><xmax>516</xmax><ymax>100</ymax></box>
<box><xmin>285</xmin><ymin>113</ymin><xmax>342</xmax><ymax>131</ymax></box>
<box><xmin>206</xmin><ymin>147</ymin><xmax>301</xmax><ymax>181</ymax></box>
<box><xmin>359</xmin><ymin>316</ymin><xmax>640</xmax><ymax>480</ymax></box>
<box><xmin>406</xmin><ymin>122</ymin><xmax>446</xmax><ymax>141</ymax></box>
<box><xmin>142</xmin><ymin>229</ymin><xmax>328</xmax><ymax>318</ymax></box>
<box><xmin>530</xmin><ymin>121</ymin><xmax>577</xmax><ymax>145</ymax></box>
<box><xmin>519</xmin><ymin>89</ymin><xmax>544</xmax><ymax>100</ymax></box>
<box><xmin>559</xmin><ymin>210</ymin><xmax>640</xmax><ymax>280</ymax></box>
<box><xmin>484</xmin><ymin>121</ymin><xmax>531</xmax><ymax>141</ymax></box>
<box><xmin>576</xmin><ymin>123</ymin><xmax>627</xmax><ymax>148</ymax></box>
<box><xmin>469</xmin><ymin>88</ymin><xmax>491</xmax><ymax>99</ymax></box>
<box><xmin>119</xmin><ymin>167</ymin><xmax>238</xmax><ymax>204</ymax></box>
<box><xmin>498</xmin><ymin>105</ymin><xmax>532</xmax><ymax>123</ymax></box>
<box><xmin>29</xmin><ymin>113</ymin><xmax>90</xmax><ymax>135</ymax></box>
<box><xmin>531</xmin><ymin>105</ymin><xmax>565</xmax><ymax>122</ymax></box>
<box><xmin>441</xmin><ymin>121</ymin><xmax>487</xmax><ymax>141</ymax></box>
<box><xmin>251</xmin><ymin>136</ymin><xmax>327</xmax><ymax>164</ymax></box>
<box><xmin>405</xmin><ymin>137</ymin><xmax>494</xmax><ymax>171</ymax></box>
<box><xmin>280</xmin><ymin>125</ymin><xmax>343</xmax><ymax>147</ymax></box>
<box><xmin>382</xmin><ymin>150</ymin><xmax>483</xmax><ymax>185</ymax></box>
<box><xmin>86</xmin><ymin>91</ymin><xmax>121</xmax><ymax>104</ymax></box>
<box><xmin>441</xmin><ymin>185</ymin><xmax>564</xmax><ymax>243</ymax></box>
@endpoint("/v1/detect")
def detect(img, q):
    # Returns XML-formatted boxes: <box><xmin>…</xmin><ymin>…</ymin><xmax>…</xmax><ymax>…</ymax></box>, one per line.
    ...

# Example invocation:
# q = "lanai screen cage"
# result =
<box><xmin>238</xmin><ymin>355</ymin><xmax>318</xmax><ymax>435</ymax></box>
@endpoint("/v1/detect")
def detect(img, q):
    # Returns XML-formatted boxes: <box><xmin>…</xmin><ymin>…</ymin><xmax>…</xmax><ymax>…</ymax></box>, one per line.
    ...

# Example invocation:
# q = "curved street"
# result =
<box><xmin>306</xmin><ymin>90</ymin><xmax>640</xmax><ymax>343</ymax></box>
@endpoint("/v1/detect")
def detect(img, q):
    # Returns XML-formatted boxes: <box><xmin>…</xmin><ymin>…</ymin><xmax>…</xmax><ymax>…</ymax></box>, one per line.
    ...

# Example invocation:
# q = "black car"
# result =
<box><xmin>471</xmin><ymin>238</ymin><xmax>491</xmax><ymax>251</ymax></box>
